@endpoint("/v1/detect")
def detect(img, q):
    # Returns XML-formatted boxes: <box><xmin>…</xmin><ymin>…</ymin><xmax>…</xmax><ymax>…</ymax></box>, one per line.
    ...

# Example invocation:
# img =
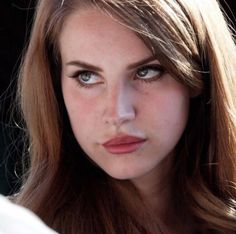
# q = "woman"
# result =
<box><xmin>16</xmin><ymin>0</ymin><xmax>236</xmax><ymax>233</ymax></box>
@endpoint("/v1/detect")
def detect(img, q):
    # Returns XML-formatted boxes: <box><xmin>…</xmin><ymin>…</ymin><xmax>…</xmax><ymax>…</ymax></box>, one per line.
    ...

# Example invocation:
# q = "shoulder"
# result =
<box><xmin>0</xmin><ymin>195</ymin><xmax>57</xmax><ymax>234</ymax></box>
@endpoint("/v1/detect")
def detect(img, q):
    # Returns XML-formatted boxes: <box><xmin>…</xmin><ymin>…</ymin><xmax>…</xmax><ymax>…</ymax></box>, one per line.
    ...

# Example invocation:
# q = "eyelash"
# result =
<box><xmin>69</xmin><ymin>71</ymin><xmax>99</xmax><ymax>88</ymax></box>
<box><xmin>69</xmin><ymin>64</ymin><xmax>165</xmax><ymax>88</ymax></box>
<box><xmin>135</xmin><ymin>64</ymin><xmax>165</xmax><ymax>83</ymax></box>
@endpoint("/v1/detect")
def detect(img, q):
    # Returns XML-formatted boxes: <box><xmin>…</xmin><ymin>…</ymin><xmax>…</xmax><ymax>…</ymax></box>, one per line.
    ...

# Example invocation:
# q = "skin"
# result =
<box><xmin>60</xmin><ymin>8</ymin><xmax>191</xmax><ymax>232</ymax></box>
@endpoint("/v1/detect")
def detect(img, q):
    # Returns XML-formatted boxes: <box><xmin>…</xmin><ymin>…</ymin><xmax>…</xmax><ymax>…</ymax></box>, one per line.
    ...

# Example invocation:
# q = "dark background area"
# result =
<box><xmin>0</xmin><ymin>0</ymin><xmax>235</xmax><ymax>195</ymax></box>
<box><xmin>0</xmin><ymin>0</ymin><xmax>36</xmax><ymax>195</ymax></box>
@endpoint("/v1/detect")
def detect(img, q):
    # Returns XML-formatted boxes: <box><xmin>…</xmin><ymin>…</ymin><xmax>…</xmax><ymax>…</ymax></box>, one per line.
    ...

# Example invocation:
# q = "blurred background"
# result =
<box><xmin>0</xmin><ymin>0</ymin><xmax>235</xmax><ymax>195</ymax></box>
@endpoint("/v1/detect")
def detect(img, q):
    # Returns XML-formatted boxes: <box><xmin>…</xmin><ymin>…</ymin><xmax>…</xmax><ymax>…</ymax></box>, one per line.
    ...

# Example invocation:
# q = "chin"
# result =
<box><xmin>104</xmin><ymin>167</ymin><xmax>147</xmax><ymax>181</ymax></box>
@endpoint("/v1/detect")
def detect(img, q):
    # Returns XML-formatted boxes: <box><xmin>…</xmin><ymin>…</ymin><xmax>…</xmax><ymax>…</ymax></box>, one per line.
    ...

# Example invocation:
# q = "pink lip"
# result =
<box><xmin>102</xmin><ymin>135</ymin><xmax>146</xmax><ymax>154</ymax></box>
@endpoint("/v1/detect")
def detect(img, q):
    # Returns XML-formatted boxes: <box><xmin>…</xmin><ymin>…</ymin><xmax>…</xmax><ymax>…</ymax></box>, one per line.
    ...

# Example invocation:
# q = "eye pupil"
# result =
<box><xmin>138</xmin><ymin>68</ymin><xmax>148</xmax><ymax>77</ymax></box>
<box><xmin>80</xmin><ymin>72</ymin><xmax>92</xmax><ymax>81</ymax></box>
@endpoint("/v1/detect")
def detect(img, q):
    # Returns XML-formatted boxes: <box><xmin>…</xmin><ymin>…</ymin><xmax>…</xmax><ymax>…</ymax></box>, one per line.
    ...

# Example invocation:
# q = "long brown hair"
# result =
<box><xmin>16</xmin><ymin>0</ymin><xmax>236</xmax><ymax>233</ymax></box>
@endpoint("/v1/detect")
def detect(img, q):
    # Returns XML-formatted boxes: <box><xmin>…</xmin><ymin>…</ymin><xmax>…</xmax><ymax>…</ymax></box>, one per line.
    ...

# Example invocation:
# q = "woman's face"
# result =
<box><xmin>60</xmin><ymin>9</ymin><xmax>190</xmax><ymax>182</ymax></box>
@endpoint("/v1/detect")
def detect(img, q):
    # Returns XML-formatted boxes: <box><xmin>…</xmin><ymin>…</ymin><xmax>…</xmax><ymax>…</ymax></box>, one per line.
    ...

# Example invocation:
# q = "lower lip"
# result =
<box><xmin>103</xmin><ymin>140</ymin><xmax>146</xmax><ymax>154</ymax></box>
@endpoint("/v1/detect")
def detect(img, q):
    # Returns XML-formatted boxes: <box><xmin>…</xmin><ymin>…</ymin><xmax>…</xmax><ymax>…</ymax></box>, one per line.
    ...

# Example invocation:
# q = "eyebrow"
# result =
<box><xmin>65</xmin><ymin>56</ymin><xmax>158</xmax><ymax>72</ymax></box>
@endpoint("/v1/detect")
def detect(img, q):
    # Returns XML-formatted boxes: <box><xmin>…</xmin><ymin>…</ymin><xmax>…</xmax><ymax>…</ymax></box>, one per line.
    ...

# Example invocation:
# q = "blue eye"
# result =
<box><xmin>70</xmin><ymin>70</ymin><xmax>102</xmax><ymax>88</ymax></box>
<box><xmin>136</xmin><ymin>65</ymin><xmax>165</xmax><ymax>82</ymax></box>
<box><xmin>79</xmin><ymin>71</ymin><xmax>98</xmax><ymax>83</ymax></box>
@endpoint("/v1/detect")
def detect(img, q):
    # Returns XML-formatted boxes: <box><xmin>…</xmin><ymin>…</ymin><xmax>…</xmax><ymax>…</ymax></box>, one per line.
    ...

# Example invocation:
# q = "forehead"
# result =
<box><xmin>59</xmin><ymin>8</ymin><xmax>152</xmax><ymax>63</ymax></box>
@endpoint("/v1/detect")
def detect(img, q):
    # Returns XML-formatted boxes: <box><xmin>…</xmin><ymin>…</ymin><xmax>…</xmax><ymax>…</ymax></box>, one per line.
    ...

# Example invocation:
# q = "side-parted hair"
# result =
<box><xmin>16</xmin><ymin>0</ymin><xmax>236</xmax><ymax>233</ymax></box>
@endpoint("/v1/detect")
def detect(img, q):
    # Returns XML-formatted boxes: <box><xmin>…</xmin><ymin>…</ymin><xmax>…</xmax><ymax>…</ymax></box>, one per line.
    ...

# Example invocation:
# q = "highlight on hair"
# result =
<box><xmin>16</xmin><ymin>0</ymin><xmax>236</xmax><ymax>233</ymax></box>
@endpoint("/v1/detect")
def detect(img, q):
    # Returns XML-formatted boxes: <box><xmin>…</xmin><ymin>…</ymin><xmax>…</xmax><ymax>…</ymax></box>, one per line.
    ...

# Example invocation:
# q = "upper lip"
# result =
<box><xmin>102</xmin><ymin>135</ymin><xmax>146</xmax><ymax>146</ymax></box>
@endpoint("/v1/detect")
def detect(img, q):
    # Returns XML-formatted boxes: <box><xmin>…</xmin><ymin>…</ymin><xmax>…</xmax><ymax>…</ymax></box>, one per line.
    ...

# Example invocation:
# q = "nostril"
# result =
<box><xmin>102</xmin><ymin>107</ymin><xmax>136</xmax><ymax>126</ymax></box>
<box><xmin>102</xmin><ymin>85</ymin><xmax>136</xmax><ymax>126</ymax></box>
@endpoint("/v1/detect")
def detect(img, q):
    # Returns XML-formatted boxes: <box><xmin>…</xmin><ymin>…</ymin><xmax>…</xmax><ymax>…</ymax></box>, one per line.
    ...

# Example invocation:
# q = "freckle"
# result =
<box><xmin>142</xmin><ymin>91</ymin><xmax>149</xmax><ymax>95</ymax></box>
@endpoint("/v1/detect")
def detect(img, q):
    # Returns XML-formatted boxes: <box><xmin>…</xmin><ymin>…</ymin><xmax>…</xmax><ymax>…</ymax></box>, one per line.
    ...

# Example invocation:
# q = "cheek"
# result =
<box><xmin>161</xmin><ymin>92</ymin><xmax>189</xmax><ymax>126</ymax></box>
<box><xmin>62</xmin><ymin>78</ymin><xmax>98</xmax><ymax>115</ymax></box>
<box><xmin>61</xmin><ymin>79</ymin><xmax>99</xmax><ymax>140</ymax></box>
<box><xmin>144</xmin><ymin>85</ymin><xmax>189</xmax><ymax>140</ymax></box>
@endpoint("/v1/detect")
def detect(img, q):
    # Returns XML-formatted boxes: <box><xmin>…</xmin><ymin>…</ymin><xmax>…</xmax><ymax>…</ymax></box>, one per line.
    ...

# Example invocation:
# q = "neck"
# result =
<box><xmin>130</xmin><ymin>154</ymin><xmax>195</xmax><ymax>233</ymax></box>
<box><xmin>131</xmin><ymin>154</ymin><xmax>174</xmax><ymax>217</ymax></box>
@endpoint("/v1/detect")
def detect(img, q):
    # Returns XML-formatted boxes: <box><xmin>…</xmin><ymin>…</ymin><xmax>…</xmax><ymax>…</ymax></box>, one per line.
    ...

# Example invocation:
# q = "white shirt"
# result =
<box><xmin>0</xmin><ymin>195</ymin><xmax>57</xmax><ymax>234</ymax></box>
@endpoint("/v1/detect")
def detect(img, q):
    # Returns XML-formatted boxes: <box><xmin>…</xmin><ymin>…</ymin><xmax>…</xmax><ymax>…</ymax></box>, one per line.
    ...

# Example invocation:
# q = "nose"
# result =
<box><xmin>102</xmin><ymin>83</ymin><xmax>136</xmax><ymax>127</ymax></box>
